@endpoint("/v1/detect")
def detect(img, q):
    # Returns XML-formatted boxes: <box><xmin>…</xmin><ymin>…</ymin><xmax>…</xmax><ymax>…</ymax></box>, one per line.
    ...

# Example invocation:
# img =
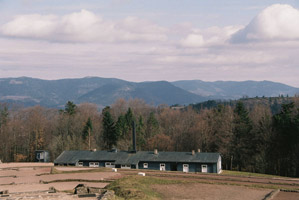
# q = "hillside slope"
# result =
<box><xmin>172</xmin><ymin>80</ymin><xmax>299</xmax><ymax>100</ymax></box>
<box><xmin>0</xmin><ymin>77</ymin><xmax>205</xmax><ymax>108</ymax></box>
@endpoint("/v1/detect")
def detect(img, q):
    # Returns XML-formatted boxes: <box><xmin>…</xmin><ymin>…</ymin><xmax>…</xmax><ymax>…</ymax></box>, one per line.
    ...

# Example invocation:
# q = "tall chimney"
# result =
<box><xmin>192</xmin><ymin>150</ymin><xmax>195</xmax><ymax>155</ymax></box>
<box><xmin>198</xmin><ymin>149</ymin><xmax>201</xmax><ymax>153</ymax></box>
<box><xmin>132</xmin><ymin>121</ymin><xmax>136</xmax><ymax>153</ymax></box>
<box><xmin>154</xmin><ymin>149</ymin><xmax>158</xmax><ymax>155</ymax></box>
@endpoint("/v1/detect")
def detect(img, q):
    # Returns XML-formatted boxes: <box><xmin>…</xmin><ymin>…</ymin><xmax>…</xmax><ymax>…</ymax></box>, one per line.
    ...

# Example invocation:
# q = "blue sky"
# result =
<box><xmin>1</xmin><ymin>0</ymin><xmax>299</xmax><ymax>87</ymax></box>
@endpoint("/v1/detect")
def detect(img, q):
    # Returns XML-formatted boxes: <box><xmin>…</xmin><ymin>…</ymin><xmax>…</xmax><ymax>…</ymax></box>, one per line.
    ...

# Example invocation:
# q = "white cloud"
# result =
<box><xmin>231</xmin><ymin>4</ymin><xmax>299</xmax><ymax>43</ymax></box>
<box><xmin>2</xmin><ymin>14</ymin><xmax>58</xmax><ymax>39</ymax></box>
<box><xmin>116</xmin><ymin>16</ymin><xmax>167</xmax><ymax>42</ymax></box>
<box><xmin>181</xmin><ymin>33</ymin><xmax>204</xmax><ymax>47</ymax></box>
<box><xmin>180</xmin><ymin>26</ymin><xmax>242</xmax><ymax>47</ymax></box>
<box><xmin>1</xmin><ymin>4</ymin><xmax>299</xmax><ymax>87</ymax></box>
<box><xmin>1</xmin><ymin>9</ymin><xmax>168</xmax><ymax>43</ymax></box>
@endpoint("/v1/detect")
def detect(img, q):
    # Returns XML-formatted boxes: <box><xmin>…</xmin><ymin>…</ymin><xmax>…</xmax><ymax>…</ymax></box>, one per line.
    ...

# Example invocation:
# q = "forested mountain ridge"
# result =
<box><xmin>0</xmin><ymin>77</ymin><xmax>206</xmax><ymax>108</ymax></box>
<box><xmin>172</xmin><ymin>80</ymin><xmax>299</xmax><ymax>99</ymax></box>
<box><xmin>0</xmin><ymin>77</ymin><xmax>127</xmax><ymax>107</ymax></box>
<box><xmin>191</xmin><ymin>96</ymin><xmax>295</xmax><ymax>114</ymax></box>
<box><xmin>0</xmin><ymin>77</ymin><xmax>298</xmax><ymax>108</ymax></box>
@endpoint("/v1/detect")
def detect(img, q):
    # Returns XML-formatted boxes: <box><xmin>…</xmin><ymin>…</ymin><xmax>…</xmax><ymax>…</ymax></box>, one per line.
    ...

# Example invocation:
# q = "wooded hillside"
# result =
<box><xmin>0</xmin><ymin>97</ymin><xmax>298</xmax><ymax>177</ymax></box>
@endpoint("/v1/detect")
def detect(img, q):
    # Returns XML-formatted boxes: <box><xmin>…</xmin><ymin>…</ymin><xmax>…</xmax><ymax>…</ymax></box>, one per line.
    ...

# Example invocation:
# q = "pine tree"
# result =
<box><xmin>116</xmin><ymin>115</ymin><xmax>128</xmax><ymax>139</ymax></box>
<box><xmin>82</xmin><ymin>117</ymin><xmax>93</xmax><ymax>150</ymax></box>
<box><xmin>271</xmin><ymin>102</ymin><xmax>299</xmax><ymax>176</ymax></box>
<box><xmin>231</xmin><ymin>101</ymin><xmax>254</xmax><ymax>171</ymax></box>
<box><xmin>102</xmin><ymin>107</ymin><xmax>118</xmax><ymax>149</ymax></box>
<box><xmin>125</xmin><ymin>108</ymin><xmax>134</xmax><ymax>129</ymax></box>
<box><xmin>145</xmin><ymin>112</ymin><xmax>159</xmax><ymax>138</ymax></box>
<box><xmin>64</xmin><ymin>101</ymin><xmax>77</xmax><ymax>115</ymax></box>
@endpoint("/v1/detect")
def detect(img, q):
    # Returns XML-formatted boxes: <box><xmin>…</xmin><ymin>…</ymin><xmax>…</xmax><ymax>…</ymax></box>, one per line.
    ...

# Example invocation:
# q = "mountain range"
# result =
<box><xmin>0</xmin><ymin>77</ymin><xmax>298</xmax><ymax>108</ymax></box>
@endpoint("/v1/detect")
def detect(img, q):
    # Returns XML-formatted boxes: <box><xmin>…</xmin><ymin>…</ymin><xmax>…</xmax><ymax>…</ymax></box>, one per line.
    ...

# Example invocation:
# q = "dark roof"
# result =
<box><xmin>54</xmin><ymin>150</ymin><xmax>220</xmax><ymax>165</ymax></box>
<box><xmin>131</xmin><ymin>151</ymin><xmax>220</xmax><ymax>164</ymax></box>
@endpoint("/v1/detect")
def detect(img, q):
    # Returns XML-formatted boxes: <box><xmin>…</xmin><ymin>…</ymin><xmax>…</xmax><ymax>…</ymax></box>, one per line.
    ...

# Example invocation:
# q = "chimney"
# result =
<box><xmin>192</xmin><ymin>150</ymin><xmax>195</xmax><ymax>155</ymax></box>
<box><xmin>198</xmin><ymin>149</ymin><xmax>201</xmax><ymax>153</ymax></box>
<box><xmin>132</xmin><ymin>121</ymin><xmax>137</xmax><ymax>153</ymax></box>
<box><xmin>154</xmin><ymin>149</ymin><xmax>158</xmax><ymax>155</ymax></box>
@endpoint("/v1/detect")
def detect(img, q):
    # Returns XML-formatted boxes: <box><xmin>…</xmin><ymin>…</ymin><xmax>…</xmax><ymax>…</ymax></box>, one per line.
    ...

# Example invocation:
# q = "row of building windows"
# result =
<box><xmin>77</xmin><ymin>161</ymin><xmax>208</xmax><ymax>173</ymax></box>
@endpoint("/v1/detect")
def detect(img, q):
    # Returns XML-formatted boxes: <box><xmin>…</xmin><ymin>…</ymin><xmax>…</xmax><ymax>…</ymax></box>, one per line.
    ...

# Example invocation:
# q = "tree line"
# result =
<box><xmin>0</xmin><ymin>97</ymin><xmax>298</xmax><ymax>177</ymax></box>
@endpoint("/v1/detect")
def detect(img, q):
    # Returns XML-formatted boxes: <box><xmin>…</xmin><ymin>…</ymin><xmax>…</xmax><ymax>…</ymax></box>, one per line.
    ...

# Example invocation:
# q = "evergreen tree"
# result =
<box><xmin>0</xmin><ymin>104</ymin><xmax>8</xmax><ymax>127</ymax></box>
<box><xmin>145</xmin><ymin>112</ymin><xmax>159</xmax><ymax>138</ymax></box>
<box><xmin>65</xmin><ymin>101</ymin><xmax>77</xmax><ymax>115</ymax></box>
<box><xmin>82</xmin><ymin>117</ymin><xmax>93</xmax><ymax>149</ymax></box>
<box><xmin>270</xmin><ymin>102</ymin><xmax>299</xmax><ymax>176</ymax></box>
<box><xmin>102</xmin><ymin>107</ymin><xmax>118</xmax><ymax>149</ymax></box>
<box><xmin>115</xmin><ymin>114</ymin><xmax>128</xmax><ymax>138</ymax></box>
<box><xmin>231</xmin><ymin>101</ymin><xmax>254</xmax><ymax>171</ymax></box>
<box><xmin>125</xmin><ymin>108</ymin><xmax>134</xmax><ymax>128</ymax></box>
<box><xmin>0</xmin><ymin>104</ymin><xmax>9</xmax><ymax>162</ymax></box>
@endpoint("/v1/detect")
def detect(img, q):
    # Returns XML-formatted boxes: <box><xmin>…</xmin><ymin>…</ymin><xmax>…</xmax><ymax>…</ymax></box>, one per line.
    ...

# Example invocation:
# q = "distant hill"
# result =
<box><xmin>0</xmin><ymin>77</ymin><xmax>206</xmax><ymax>108</ymax></box>
<box><xmin>172</xmin><ymin>80</ymin><xmax>299</xmax><ymax>100</ymax></box>
<box><xmin>0</xmin><ymin>77</ymin><xmax>298</xmax><ymax>108</ymax></box>
<box><xmin>191</xmin><ymin>97</ymin><xmax>295</xmax><ymax>114</ymax></box>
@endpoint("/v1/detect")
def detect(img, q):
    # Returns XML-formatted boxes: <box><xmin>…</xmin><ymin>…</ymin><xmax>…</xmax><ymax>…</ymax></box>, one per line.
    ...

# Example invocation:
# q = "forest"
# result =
<box><xmin>0</xmin><ymin>97</ymin><xmax>299</xmax><ymax>177</ymax></box>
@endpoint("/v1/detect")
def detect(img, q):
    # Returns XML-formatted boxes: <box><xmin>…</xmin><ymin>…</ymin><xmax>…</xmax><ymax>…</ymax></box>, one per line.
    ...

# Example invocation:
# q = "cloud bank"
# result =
<box><xmin>3</xmin><ymin>4</ymin><xmax>299</xmax><ymax>45</ymax></box>
<box><xmin>0</xmin><ymin>4</ymin><xmax>299</xmax><ymax>87</ymax></box>
<box><xmin>181</xmin><ymin>26</ymin><xmax>242</xmax><ymax>47</ymax></box>
<box><xmin>1</xmin><ymin>9</ymin><xmax>167</xmax><ymax>43</ymax></box>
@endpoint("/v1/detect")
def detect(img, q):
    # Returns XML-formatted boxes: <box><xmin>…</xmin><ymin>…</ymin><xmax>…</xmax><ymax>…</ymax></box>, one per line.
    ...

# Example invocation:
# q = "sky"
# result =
<box><xmin>0</xmin><ymin>0</ymin><xmax>299</xmax><ymax>87</ymax></box>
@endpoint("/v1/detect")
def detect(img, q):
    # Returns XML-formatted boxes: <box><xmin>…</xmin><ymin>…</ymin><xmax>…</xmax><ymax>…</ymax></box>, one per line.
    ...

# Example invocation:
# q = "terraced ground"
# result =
<box><xmin>1</xmin><ymin>163</ymin><xmax>299</xmax><ymax>199</ymax></box>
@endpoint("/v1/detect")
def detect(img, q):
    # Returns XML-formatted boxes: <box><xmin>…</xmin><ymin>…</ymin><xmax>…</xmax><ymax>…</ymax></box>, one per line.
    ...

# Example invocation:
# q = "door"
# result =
<box><xmin>183</xmin><ymin>164</ymin><xmax>189</xmax><ymax>173</ymax></box>
<box><xmin>160</xmin><ymin>163</ymin><xmax>166</xmax><ymax>171</ymax></box>
<box><xmin>201</xmin><ymin>164</ymin><xmax>208</xmax><ymax>173</ymax></box>
<box><xmin>170</xmin><ymin>163</ymin><xmax>177</xmax><ymax>171</ymax></box>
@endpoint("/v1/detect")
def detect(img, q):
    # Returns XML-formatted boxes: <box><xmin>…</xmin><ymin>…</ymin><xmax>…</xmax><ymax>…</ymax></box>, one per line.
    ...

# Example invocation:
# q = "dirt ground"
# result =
<box><xmin>0</xmin><ymin>162</ymin><xmax>53</xmax><ymax>168</ymax></box>
<box><xmin>0</xmin><ymin>163</ymin><xmax>120</xmax><ymax>199</ymax></box>
<box><xmin>153</xmin><ymin>183</ymin><xmax>271</xmax><ymax>200</ymax></box>
<box><xmin>272</xmin><ymin>191</ymin><xmax>299</xmax><ymax>200</ymax></box>
<box><xmin>2</xmin><ymin>163</ymin><xmax>299</xmax><ymax>199</ymax></box>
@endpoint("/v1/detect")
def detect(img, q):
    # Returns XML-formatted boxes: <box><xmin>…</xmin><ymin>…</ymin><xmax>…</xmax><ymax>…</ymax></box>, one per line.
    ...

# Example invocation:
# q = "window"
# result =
<box><xmin>143</xmin><ymin>163</ymin><xmax>148</xmax><ymax>169</ymax></box>
<box><xmin>78</xmin><ymin>162</ymin><xmax>83</xmax><ymax>167</ymax></box>
<box><xmin>105</xmin><ymin>162</ymin><xmax>115</xmax><ymax>168</ymax></box>
<box><xmin>89</xmin><ymin>162</ymin><xmax>99</xmax><ymax>167</ymax></box>
<box><xmin>121</xmin><ymin>164</ymin><xmax>131</xmax><ymax>169</ymax></box>
<box><xmin>39</xmin><ymin>153</ymin><xmax>44</xmax><ymax>159</ymax></box>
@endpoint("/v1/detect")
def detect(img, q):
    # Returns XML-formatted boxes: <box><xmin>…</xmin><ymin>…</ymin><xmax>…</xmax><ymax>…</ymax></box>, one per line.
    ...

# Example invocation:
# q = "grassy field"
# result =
<box><xmin>104</xmin><ymin>170</ymin><xmax>299</xmax><ymax>200</ymax></box>
<box><xmin>106</xmin><ymin>175</ymin><xmax>186</xmax><ymax>200</ymax></box>
<box><xmin>50</xmin><ymin>166</ymin><xmax>111</xmax><ymax>174</ymax></box>
<box><xmin>221</xmin><ymin>170</ymin><xmax>284</xmax><ymax>179</ymax></box>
